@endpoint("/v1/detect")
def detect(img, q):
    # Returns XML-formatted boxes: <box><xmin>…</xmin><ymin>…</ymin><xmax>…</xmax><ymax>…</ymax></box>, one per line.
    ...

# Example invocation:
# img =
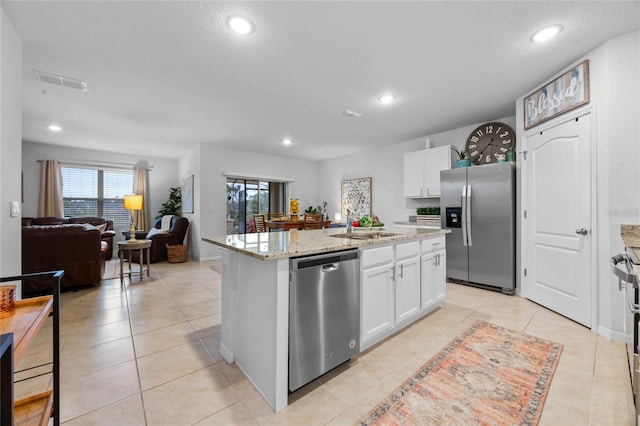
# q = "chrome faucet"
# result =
<box><xmin>345</xmin><ymin>209</ymin><xmax>353</xmax><ymax>235</ymax></box>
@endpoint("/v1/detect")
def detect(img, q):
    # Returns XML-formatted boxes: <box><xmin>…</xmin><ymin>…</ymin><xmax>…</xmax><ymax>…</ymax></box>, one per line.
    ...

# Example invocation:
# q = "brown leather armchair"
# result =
<box><xmin>23</xmin><ymin>216</ymin><xmax>116</xmax><ymax>260</ymax></box>
<box><xmin>123</xmin><ymin>216</ymin><xmax>189</xmax><ymax>263</ymax></box>
<box><xmin>67</xmin><ymin>216</ymin><xmax>116</xmax><ymax>260</ymax></box>
<box><xmin>22</xmin><ymin>224</ymin><xmax>107</xmax><ymax>294</ymax></box>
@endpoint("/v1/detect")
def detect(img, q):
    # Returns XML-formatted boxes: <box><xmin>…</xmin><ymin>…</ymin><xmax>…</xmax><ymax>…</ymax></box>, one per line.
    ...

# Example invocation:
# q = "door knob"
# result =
<box><xmin>575</xmin><ymin>228</ymin><xmax>588</xmax><ymax>235</ymax></box>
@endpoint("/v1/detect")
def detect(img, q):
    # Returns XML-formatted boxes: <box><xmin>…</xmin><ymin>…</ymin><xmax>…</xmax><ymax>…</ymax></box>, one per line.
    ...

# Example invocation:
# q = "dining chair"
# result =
<box><xmin>253</xmin><ymin>214</ymin><xmax>266</xmax><ymax>232</ymax></box>
<box><xmin>303</xmin><ymin>213</ymin><xmax>324</xmax><ymax>230</ymax></box>
<box><xmin>268</xmin><ymin>213</ymin><xmax>286</xmax><ymax>220</ymax></box>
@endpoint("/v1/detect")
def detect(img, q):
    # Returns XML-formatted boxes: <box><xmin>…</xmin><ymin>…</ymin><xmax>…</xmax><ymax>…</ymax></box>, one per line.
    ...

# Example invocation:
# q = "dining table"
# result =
<box><xmin>265</xmin><ymin>218</ymin><xmax>331</xmax><ymax>231</ymax></box>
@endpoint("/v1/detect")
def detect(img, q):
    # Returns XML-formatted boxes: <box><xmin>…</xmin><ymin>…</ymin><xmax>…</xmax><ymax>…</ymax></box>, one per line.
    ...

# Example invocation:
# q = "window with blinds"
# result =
<box><xmin>62</xmin><ymin>166</ymin><xmax>134</xmax><ymax>228</ymax></box>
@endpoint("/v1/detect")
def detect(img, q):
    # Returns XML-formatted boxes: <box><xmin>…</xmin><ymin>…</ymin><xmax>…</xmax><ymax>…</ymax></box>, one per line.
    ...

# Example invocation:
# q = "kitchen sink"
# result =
<box><xmin>329</xmin><ymin>232</ymin><xmax>401</xmax><ymax>240</ymax></box>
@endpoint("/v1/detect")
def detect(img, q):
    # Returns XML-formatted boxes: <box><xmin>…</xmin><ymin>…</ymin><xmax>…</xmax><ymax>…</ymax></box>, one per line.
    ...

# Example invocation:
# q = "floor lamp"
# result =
<box><xmin>124</xmin><ymin>194</ymin><xmax>143</xmax><ymax>242</ymax></box>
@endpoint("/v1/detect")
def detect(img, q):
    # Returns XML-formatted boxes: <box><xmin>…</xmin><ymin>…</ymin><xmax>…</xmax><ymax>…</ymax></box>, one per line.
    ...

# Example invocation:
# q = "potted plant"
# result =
<box><xmin>157</xmin><ymin>187</ymin><xmax>182</xmax><ymax>219</ymax></box>
<box><xmin>451</xmin><ymin>146</ymin><xmax>472</xmax><ymax>168</ymax></box>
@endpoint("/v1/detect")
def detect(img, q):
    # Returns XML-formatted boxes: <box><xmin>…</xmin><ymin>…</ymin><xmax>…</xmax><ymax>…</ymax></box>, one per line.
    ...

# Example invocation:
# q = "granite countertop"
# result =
<box><xmin>393</xmin><ymin>221</ymin><xmax>441</xmax><ymax>229</ymax></box>
<box><xmin>202</xmin><ymin>226</ymin><xmax>450</xmax><ymax>260</ymax></box>
<box><xmin>621</xmin><ymin>224</ymin><xmax>640</xmax><ymax>264</ymax></box>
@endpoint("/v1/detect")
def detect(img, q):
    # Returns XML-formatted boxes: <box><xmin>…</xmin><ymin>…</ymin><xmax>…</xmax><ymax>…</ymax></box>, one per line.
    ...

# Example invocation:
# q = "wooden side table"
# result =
<box><xmin>117</xmin><ymin>239</ymin><xmax>152</xmax><ymax>284</ymax></box>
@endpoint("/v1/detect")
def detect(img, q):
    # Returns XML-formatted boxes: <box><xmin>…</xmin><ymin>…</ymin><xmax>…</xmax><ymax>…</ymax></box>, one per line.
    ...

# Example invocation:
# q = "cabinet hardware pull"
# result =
<box><xmin>400</xmin><ymin>264</ymin><xmax>404</xmax><ymax>279</ymax></box>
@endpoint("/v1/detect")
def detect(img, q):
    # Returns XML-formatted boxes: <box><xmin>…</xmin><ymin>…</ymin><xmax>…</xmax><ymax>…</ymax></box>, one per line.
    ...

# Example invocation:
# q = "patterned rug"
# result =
<box><xmin>358</xmin><ymin>321</ymin><xmax>563</xmax><ymax>426</ymax></box>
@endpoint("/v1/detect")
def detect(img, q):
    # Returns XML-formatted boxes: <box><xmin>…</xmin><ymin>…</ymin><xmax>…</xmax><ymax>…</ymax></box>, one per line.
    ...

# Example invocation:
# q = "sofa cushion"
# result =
<box><xmin>32</xmin><ymin>217</ymin><xmax>66</xmax><ymax>225</ymax></box>
<box><xmin>83</xmin><ymin>223</ymin><xmax>108</xmax><ymax>233</ymax></box>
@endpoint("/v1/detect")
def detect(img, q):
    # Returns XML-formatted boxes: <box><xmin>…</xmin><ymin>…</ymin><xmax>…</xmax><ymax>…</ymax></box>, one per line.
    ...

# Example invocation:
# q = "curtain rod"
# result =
<box><xmin>37</xmin><ymin>159</ymin><xmax>153</xmax><ymax>171</ymax></box>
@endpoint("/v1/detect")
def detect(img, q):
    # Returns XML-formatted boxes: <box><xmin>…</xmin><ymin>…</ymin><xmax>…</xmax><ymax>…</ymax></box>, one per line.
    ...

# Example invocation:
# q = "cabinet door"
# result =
<box><xmin>421</xmin><ymin>252</ymin><xmax>436</xmax><ymax>310</ymax></box>
<box><xmin>403</xmin><ymin>151</ymin><xmax>425</xmax><ymax>197</ymax></box>
<box><xmin>433</xmin><ymin>250</ymin><xmax>446</xmax><ymax>302</ymax></box>
<box><xmin>395</xmin><ymin>256</ymin><xmax>421</xmax><ymax>323</ymax></box>
<box><xmin>361</xmin><ymin>263</ymin><xmax>395</xmax><ymax>345</ymax></box>
<box><xmin>421</xmin><ymin>250</ymin><xmax>446</xmax><ymax>311</ymax></box>
<box><xmin>424</xmin><ymin>145</ymin><xmax>451</xmax><ymax>197</ymax></box>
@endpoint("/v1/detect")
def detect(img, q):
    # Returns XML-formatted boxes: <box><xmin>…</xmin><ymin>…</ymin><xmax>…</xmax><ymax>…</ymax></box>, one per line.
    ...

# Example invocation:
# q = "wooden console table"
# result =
<box><xmin>0</xmin><ymin>270</ymin><xmax>63</xmax><ymax>426</ymax></box>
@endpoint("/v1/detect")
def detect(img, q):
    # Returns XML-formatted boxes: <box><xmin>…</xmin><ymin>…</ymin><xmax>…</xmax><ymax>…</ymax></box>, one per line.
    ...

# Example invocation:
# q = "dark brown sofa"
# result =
<box><xmin>22</xmin><ymin>216</ymin><xmax>116</xmax><ymax>259</ymax></box>
<box><xmin>122</xmin><ymin>216</ymin><xmax>189</xmax><ymax>263</ymax></box>
<box><xmin>22</xmin><ymin>224</ymin><xmax>107</xmax><ymax>294</ymax></box>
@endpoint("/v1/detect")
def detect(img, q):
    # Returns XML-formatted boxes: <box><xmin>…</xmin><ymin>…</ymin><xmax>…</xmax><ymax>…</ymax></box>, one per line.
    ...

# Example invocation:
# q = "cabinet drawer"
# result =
<box><xmin>361</xmin><ymin>245</ymin><xmax>394</xmax><ymax>268</ymax></box>
<box><xmin>421</xmin><ymin>236</ymin><xmax>445</xmax><ymax>253</ymax></box>
<box><xmin>395</xmin><ymin>241</ymin><xmax>420</xmax><ymax>260</ymax></box>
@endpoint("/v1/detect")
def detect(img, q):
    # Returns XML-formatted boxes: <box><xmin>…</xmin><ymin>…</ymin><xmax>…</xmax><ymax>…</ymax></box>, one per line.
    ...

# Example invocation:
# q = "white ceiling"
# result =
<box><xmin>3</xmin><ymin>1</ymin><xmax>639</xmax><ymax>161</ymax></box>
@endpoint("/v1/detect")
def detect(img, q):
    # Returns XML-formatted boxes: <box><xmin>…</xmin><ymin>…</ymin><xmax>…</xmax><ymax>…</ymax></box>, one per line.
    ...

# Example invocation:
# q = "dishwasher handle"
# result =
<box><xmin>610</xmin><ymin>254</ymin><xmax>638</xmax><ymax>289</ymax></box>
<box><xmin>322</xmin><ymin>263</ymin><xmax>339</xmax><ymax>272</ymax></box>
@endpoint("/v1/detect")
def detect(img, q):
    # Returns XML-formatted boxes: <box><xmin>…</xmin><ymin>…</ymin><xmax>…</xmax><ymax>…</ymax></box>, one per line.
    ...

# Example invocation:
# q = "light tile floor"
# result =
<box><xmin>14</xmin><ymin>259</ymin><xmax>634</xmax><ymax>425</ymax></box>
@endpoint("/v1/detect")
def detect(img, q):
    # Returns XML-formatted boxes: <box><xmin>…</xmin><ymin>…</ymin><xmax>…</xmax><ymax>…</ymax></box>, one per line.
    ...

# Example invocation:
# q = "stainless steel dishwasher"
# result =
<box><xmin>289</xmin><ymin>249</ymin><xmax>360</xmax><ymax>392</ymax></box>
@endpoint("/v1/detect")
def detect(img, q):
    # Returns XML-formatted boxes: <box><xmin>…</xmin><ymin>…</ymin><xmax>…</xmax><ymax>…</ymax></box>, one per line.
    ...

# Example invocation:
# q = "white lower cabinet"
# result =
<box><xmin>361</xmin><ymin>261</ymin><xmax>395</xmax><ymax>345</ymax></box>
<box><xmin>421</xmin><ymin>236</ymin><xmax>446</xmax><ymax>311</ymax></box>
<box><xmin>360</xmin><ymin>238</ymin><xmax>444</xmax><ymax>351</ymax></box>
<box><xmin>394</xmin><ymin>242</ymin><xmax>421</xmax><ymax>324</ymax></box>
<box><xmin>421</xmin><ymin>250</ymin><xmax>446</xmax><ymax>310</ymax></box>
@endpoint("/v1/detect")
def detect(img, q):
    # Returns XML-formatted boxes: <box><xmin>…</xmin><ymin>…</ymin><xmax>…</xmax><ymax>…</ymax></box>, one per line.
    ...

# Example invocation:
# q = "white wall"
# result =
<box><xmin>22</xmin><ymin>141</ymin><xmax>179</xmax><ymax>243</ymax></box>
<box><xmin>593</xmin><ymin>30</ymin><xmax>640</xmax><ymax>339</ymax></box>
<box><xmin>197</xmin><ymin>144</ymin><xmax>319</xmax><ymax>261</ymax></box>
<box><xmin>178</xmin><ymin>144</ymin><xmax>200</xmax><ymax>259</ymax></box>
<box><xmin>317</xmin><ymin>116</ymin><xmax>516</xmax><ymax>225</ymax></box>
<box><xmin>516</xmin><ymin>30</ymin><xmax>640</xmax><ymax>340</ymax></box>
<box><xmin>0</xmin><ymin>9</ymin><xmax>23</xmax><ymax>288</ymax></box>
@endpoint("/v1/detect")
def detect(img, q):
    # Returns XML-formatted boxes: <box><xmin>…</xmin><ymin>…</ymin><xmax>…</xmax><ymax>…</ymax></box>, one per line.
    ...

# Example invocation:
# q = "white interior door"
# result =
<box><xmin>524</xmin><ymin>113</ymin><xmax>592</xmax><ymax>327</ymax></box>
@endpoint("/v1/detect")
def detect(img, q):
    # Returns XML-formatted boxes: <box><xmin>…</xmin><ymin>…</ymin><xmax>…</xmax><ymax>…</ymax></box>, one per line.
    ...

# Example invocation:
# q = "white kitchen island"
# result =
<box><xmin>202</xmin><ymin>226</ymin><xmax>449</xmax><ymax>412</ymax></box>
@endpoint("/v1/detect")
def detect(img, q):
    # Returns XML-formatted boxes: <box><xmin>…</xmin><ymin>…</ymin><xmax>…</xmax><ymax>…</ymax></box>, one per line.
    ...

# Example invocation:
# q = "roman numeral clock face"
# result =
<box><xmin>465</xmin><ymin>122</ymin><xmax>516</xmax><ymax>165</ymax></box>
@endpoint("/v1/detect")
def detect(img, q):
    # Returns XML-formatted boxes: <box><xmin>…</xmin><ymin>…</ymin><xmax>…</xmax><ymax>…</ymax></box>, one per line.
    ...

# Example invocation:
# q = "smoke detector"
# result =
<box><xmin>340</xmin><ymin>109</ymin><xmax>363</xmax><ymax>119</ymax></box>
<box><xmin>33</xmin><ymin>70</ymin><xmax>87</xmax><ymax>91</ymax></box>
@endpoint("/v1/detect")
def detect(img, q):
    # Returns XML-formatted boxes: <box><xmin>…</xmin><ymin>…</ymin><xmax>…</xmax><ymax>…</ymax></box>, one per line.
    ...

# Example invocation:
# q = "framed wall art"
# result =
<box><xmin>182</xmin><ymin>174</ymin><xmax>194</xmax><ymax>214</ymax></box>
<box><xmin>524</xmin><ymin>60</ymin><xmax>590</xmax><ymax>129</ymax></box>
<box><xmin>341</xmin><ymin>177</ymin><xmax>372</xmax><ymax>219</ymax></box>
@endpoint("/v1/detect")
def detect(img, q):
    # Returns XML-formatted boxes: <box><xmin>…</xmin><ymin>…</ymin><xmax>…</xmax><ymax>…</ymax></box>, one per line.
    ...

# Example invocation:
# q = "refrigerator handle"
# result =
<box><xmin>461</xmin><ymin>185</ymin><xmax>468</xmax><ymax>246</ymax></box>
<box><xmin>466</xmin><ymin>185</ymin><xmax>472</xmax><ymax>246</ymax></box>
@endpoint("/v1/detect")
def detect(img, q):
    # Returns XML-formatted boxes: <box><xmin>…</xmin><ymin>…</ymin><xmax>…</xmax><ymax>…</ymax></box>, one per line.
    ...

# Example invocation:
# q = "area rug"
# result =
<box><xmin>358</xmin><ymin>321</ymin><xmax>563</xmax><ymax>426</ymax></box>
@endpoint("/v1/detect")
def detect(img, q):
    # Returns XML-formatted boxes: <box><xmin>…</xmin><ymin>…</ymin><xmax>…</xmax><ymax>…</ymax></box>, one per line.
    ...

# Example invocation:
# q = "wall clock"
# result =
<box><xmin>465</xmin><ymin>122</ymin><xmax>516</xmax><ymax>165</ymax></box>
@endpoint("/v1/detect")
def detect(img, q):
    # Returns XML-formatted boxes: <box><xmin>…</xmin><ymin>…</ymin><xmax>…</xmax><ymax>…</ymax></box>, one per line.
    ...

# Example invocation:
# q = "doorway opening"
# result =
<box><xmin>226</xmin><ymin>178</ymin><xmax>287</xmax><ymax>234</ymax></box>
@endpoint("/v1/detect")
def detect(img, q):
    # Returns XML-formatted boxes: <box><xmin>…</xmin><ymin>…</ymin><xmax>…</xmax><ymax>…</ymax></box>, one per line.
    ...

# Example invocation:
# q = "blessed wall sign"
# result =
<box><xmin>524</xmin><ymin>59</ymin><xmax>590</xmax><ymax>130</ymax></box>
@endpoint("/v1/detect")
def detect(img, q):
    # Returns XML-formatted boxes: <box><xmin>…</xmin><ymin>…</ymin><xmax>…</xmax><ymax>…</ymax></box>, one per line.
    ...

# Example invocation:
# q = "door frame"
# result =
<box><xmin>520</xmin><ymin>104</ymin><xmax>597</xmax><ymax>330</ymax></box>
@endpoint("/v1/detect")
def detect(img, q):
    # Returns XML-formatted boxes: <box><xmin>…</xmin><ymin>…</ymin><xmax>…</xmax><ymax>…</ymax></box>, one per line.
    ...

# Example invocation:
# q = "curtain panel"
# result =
<box><xmin>133</xmin><ymin>166</ymin><xmax>149</xmax><ymax>232</ymax></box>
<box><xmin>38</xmin><ymin>160</ymin><xmax>64</xmax><ymax>217</ymax></box>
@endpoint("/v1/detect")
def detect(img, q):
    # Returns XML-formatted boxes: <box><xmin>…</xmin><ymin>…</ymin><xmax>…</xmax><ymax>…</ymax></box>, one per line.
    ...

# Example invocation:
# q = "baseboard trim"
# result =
<box><xmin>600</xmin><ymin>325</ymin><xmax>630</xmax><ymax>344</ymax></box>
<box><xmin>199</xmin><ymin>255</ymin><xmax>222</xmax><ymax>262</ymax></box>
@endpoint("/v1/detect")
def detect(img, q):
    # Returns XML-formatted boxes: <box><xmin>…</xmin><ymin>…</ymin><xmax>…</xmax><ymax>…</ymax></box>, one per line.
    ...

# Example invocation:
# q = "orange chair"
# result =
<box><xmin>303</xmin><ymin>213</ymin><xmax>324</xmax><ymax>230</ymax></box>
<box><xmin>253</xmin><ymin>214</ymin><xmax>266</xmax><ymax>232</ymax></box>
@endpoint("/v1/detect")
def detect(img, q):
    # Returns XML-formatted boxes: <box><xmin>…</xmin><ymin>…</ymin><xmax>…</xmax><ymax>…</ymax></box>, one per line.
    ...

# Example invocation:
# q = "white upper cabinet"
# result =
<box><xmin>403</xmin><ymin>145</ymin><xmax>452</xmax><ymax>198</ymax></box>
<box><xmin>403</xmin><ymin>150</ymin><xmax>424</xmax><ymax>197</ymax></box>
<box><xmin>424</xmin><ymin>145</ymin><xmax>451</xmax><ymax>197</ymax></box>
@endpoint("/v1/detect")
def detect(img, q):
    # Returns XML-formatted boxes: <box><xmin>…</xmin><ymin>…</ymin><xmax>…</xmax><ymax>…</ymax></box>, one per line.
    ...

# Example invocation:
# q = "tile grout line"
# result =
<box><xmin>121</xmin><ymin>276</ymin><xmax>150</xmax><ymax>426</ymax></box>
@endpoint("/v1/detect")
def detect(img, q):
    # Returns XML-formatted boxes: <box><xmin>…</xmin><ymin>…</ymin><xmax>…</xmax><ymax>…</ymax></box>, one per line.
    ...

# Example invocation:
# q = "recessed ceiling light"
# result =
<box><xmin>378</xmin><ymin>94</ymin><xmax>395</xmax><ymax>104</ymax></box>
<box><xmin>532</xmin><ymin>25</ymin><xmax>562</xmax><ymax>43</ymax></box>
<box><xmin>282</xmin><ymin>138</ymin><xmax>292</xmax><ymax>146</ymax></box>
<box><xmin>48</xmin><ymin>124</ymin><xmax>63</xmax><ymax>132</ymax></box>
<box><xmin>227</xmin><ymin>15</ymin><xmax>254</xmax><ymax>35</ymax></box>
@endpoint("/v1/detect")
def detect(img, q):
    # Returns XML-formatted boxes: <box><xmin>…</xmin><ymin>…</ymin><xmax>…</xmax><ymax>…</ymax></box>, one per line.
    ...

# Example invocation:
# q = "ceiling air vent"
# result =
<box><xmin>33</xmin><ymin>70</ymin><xmax>87</xmax><ymax>91</ymax></box>
<box><xmin>340</xmin><ymin>109</ymin><xmax>363</xmax><ymax>119</ymax></box>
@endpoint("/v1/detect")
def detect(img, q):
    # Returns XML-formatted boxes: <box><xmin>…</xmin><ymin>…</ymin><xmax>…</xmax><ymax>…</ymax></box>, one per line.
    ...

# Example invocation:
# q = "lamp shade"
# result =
<box><xmin>124</xmin><ymin>194</ymin><xmax>143</xmax><ymax>211</ymax></box>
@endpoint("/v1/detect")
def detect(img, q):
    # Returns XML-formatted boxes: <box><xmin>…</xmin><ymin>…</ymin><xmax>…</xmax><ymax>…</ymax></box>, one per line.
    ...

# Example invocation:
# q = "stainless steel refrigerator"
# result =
<box><xmin>440</xmin><ymin>163</ymin><xmax>515</xmax><ymax>294</ymax></box>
